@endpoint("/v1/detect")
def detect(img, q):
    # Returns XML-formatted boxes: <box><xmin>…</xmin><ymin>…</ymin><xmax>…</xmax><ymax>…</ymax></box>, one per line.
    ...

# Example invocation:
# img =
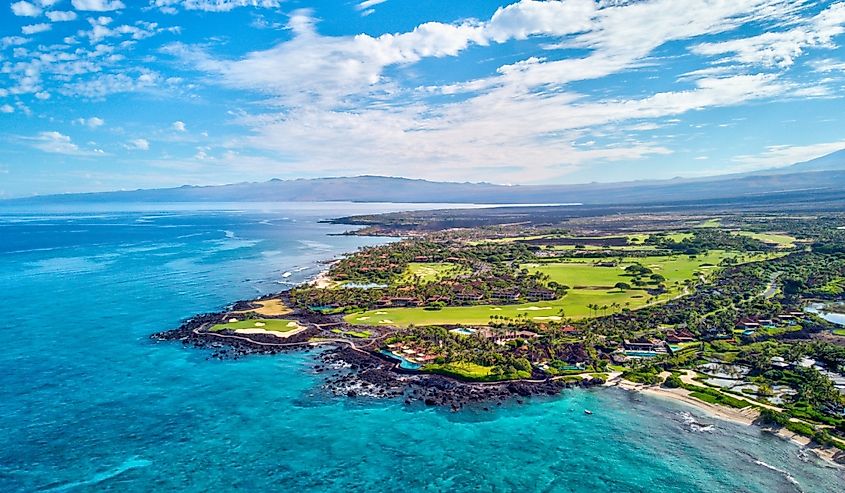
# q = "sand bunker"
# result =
<box><xmin>533</xmin><ymin>316</ymin><xmax>562</xmax><ymax>321</ymax></box>
<box><xmin>517</xmin><ymin>306</ymin><xmax>552</xmax><ymax>311</ymax></box>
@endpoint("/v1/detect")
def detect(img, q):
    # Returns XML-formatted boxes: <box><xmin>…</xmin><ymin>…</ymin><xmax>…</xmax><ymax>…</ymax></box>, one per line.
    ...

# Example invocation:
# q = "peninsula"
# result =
<box><xmin>153</xmin><ymin>208</ymin><xmax>845</xmax><ymax>464</ymax></box>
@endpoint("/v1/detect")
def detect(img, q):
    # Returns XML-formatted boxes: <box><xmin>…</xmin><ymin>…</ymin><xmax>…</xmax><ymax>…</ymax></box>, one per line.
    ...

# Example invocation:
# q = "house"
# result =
<box><xmin>389</xmin><ymin>297</ymin><xmax>421</xmax><ymax>307</ymax></box>
<box><xmin>491</xmin><ymin>289</ymin><xmax>520</xmax><ymax>302</ymax></box>
<box><xmin>561</xmin><ymin>325</ymin><xmax>580</xmax><ymax>335</ymax></box>
<box><xmin>524</xmin><ymin>288</ymin><xmax>556</xmax><ymax>301</ymax></box>
<box><xmin>455</xmin><ymin>291</ymin><xmax>484</xmax><ymax>303</ymax></box>
<box><xmin>665</xmin><ymin>328</ymin><xmax>695</xmax><ymax>343</ymax></box>
<box><xmin>736</xmin><ymin>317</ymin><xmax>761</xmax><ymax>330</ymax></box>
<box><xmin>493</xmin><ymin>330</ymin><xmax>540</xmax><ymax>344</ymax></box>
<box><xmin>624</xmin><ymin>339</ymin><xmax>658</xmax><ymax>351</ymax></box>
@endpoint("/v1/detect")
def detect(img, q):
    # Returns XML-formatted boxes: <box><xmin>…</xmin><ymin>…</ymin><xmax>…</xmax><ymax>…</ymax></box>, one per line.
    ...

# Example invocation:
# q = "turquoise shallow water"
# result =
<box><xmin>1</xmin><ymin>203</ymin><xmax>842</xmax><ymax>492</ymax></box>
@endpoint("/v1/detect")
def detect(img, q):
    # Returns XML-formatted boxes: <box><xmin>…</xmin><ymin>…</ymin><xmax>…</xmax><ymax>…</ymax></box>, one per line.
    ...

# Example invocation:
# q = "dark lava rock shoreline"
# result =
<box><xmin>151</xmin><ymin>294</ymin><xmax>604</xmax><ymax>409</ymax></box>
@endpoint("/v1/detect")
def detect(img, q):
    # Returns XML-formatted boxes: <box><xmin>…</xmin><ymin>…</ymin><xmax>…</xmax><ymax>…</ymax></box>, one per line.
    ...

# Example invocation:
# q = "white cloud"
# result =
<box><xmin>0</xmin><ymin>104</ymin><xmax>14</xmax><ymax>113</ymax></box>
<box><xmin>46</xmin><ymin>10</ymin><xmax>79</xmax><ymax>22</ymax></box>
<box><xmin>809</xmin><ymin>58</ymin><xmax>845</xmax><ymax>72</ymax></box>
<box><xmin>172</xmin><ymin>120</ymin><xmax>186</xmax><ymax>131</ymax></box>
<box><xmin>167</xmin><ymin>0</ymin><xmax>821</xmax><ymax>182</ymax></box>
<box><xmin>74</xmin><ymin>116</ymin><xmax>105</xmax><ymax>128</ymax></box>
<box><xmin>60</xmin><ymin>70</ymin><xmax>163</xmax><ymax>98</ymax></box>
<box><xmin>71</xmin><ymin>0</ymin><xmax>125</xmax><ymax>12</ymax></box>
<box><xmin>11</xmin><ymin>1</ymin><xmax>41</xmax><ymax>17</ymax></box>
<box><xmin>28</xmin><ymin>131</ymin><xmax>104</xmax><ymax>156</ymax></box>
<box><xmin>151</xmin><ymin>0</ymin><xmax>280</xmax><ymax>12</ymax></box>
<box><xmin>125</xmin><ymin>138</ymin><xmax>150</xmax><ymax>150</ymax></box>
<box><xmin>22</xmin><ymin>23</ymin><xmax>52</xmax><ymax>35</ymax></box>
<box><xmin>356</xmin><ymin>0</ymin><xmax>387</xmax><ymax>15</ymax></box>
<box><xmin>692</xmin><ymin>3</ymin><xmax>845</xmax><ymax>68</ymax></box>
<box><xmin>357</xmin><ymin>0</ymin><xmax>388</xmax><ymax>9</ymax></box>
<box><xmin>733</xmin><ymin>139</ymin><xmax>845</xmax><ymax>169</ymax></box>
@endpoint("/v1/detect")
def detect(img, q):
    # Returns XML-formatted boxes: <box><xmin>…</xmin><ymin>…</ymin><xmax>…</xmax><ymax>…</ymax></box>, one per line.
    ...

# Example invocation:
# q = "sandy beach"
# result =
<box><xmin>311</xmin><ymin>270</ymin><xmax>335</xmax><ymax>289</ymax></box>
<box><xmin>606</xmin><ymin>375</ymin><xmax>844</xmax><ymax>466</ymax></box>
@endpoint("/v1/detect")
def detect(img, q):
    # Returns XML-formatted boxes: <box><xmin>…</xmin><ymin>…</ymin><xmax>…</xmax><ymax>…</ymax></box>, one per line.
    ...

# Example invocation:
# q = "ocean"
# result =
<box><xmin>0</xmin><ymin>203</ymin><xmax>842</xmax><ymax>493</ymax></box>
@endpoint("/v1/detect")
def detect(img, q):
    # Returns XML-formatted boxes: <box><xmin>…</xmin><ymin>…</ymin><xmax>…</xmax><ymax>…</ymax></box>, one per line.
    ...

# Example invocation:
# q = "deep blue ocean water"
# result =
<box><xmin>0</xmin><ymin>203</ymin><xmax>842</xmax><ymax>493</ymax></box>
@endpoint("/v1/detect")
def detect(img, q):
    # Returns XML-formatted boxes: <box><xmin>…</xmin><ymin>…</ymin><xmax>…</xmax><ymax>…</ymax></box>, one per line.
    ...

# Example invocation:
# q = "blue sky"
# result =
<box><xmin>2</xmin><ymin>0</ymin><xmax>845</xmax><ymax>197</ymax></box>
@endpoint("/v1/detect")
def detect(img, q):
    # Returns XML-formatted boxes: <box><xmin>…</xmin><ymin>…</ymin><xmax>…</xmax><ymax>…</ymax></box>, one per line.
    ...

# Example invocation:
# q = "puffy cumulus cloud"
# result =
<box><xmin>0</xmin><ymin>104</ymin><xmax>15</xmax><ymax>113</ymax></box>
<box><xmin>692</xmin><ymin>2</ymin><xmax>845</xmax><ymax>68</ymax></box>
<box><xmin>71</xmin><ymin>0</ymin><xmax>125</xmax><ymax>12</ymax></box>
<box><xmin>151</xmin><ymin>0</ymin><xmax>280</xmax><ymax>13</ymax></box>
<box><xmin>168</xmin><ymin>0</ymin><xmax>829</xmax><ymax>182</ymax></box>
<box><xmin>46</xmin><ymin>10</ymin><xmax>79</xmax><ymax>22</ymax></box>
<box><xmin>27</xmin><ymin>131</ymin><xmax>105</xmax><ymax>156</ymax></box>
<box><xmin>172</xmin><ymin>120</ymin><xmax>186</xmax><ymax>131</ymax></box>
<box><xmin>11</xmin><ymin>1</ymin><xmax>41</xmax><ymax>17</ymax></box>
<box><xmin>22</xmin><ymin>23</ymin><xmax>52</xmax><ymax>35</ymax></box>
<box><xmin>125</xmin><ymin>138</ymin><xmax>150</xmax><ymax>150</ymax></box>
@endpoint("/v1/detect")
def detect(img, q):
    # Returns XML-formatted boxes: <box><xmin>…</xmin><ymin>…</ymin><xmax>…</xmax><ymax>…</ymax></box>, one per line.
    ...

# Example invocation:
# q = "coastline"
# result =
<box><xmin>607</xmin><ymin>376</ymin><xmax>844</xmax><ymax>466</ymax></box>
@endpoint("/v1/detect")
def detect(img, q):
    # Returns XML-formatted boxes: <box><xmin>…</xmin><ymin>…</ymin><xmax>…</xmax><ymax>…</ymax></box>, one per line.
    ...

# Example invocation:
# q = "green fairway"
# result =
<box><xmin>399</xmin><ymin>262</ymin><xmax>467</xmax><ymax>284</ymax></box>
<box><xmin>736</xmin><ymin>231</ymin><xmax>797</xmax><ymax>248</ymax></box>
<box><xmin>345</xmin><ymin>251</ymin><xmax>778</xmax><ymax>327</ymax></box>
<box><xmin>524</xmin><ymin>251</ymin><xmax>732</xmax><ymax>289</ymax></box>
<box><xmin>346</xmin><ymin>288</ymin><xmax>652</xmax><ymax>326</ymax></box>
<box><xmin>697</xmin><ymin>218</ymin><xmax>722</xmax><ymax>228</ymax></box>
<box><xmin>423</xmin><ymin>362</ymin><xmax>506</xmax><ymax>380</ymax></box>
<box><xmin>209</xmin><ymin>318</ymin><xmax>304</xmax><ymax>332</ymax></box>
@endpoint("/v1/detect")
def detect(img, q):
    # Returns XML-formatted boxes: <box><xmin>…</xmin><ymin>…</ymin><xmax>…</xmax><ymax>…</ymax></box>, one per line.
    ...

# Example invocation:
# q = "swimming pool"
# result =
<box><xmin>625</xmin><ymin>351</ymin><xmax>659</xmax><ymax>358</ymax></box>
<box><xmin>379</xmin><ymin>349</ymin><xmax>422</xmax><ymax>370</ymax></box>
<box><xmin>449</xmin><ymin>327</ymin><xmax>477</xmax><ymax>335</ymax></box>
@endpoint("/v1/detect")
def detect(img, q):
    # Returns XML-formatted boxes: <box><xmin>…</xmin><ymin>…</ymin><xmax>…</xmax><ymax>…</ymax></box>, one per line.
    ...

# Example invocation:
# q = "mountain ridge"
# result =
<box><xmin>5</xmin><ymin>148</ymin><xmax>845</xmax><ymax>206</ymax></box>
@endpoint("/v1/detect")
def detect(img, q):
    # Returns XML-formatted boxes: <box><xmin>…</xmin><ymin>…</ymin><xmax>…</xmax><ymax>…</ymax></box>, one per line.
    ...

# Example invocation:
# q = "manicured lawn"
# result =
<box><xmin>399</xmin><ymin>262</ymin><xmax>467</xmax><ymax>284</ymax></box>
<box><xmin>423</xmin><ymin>362</ymin><xmax>494</xmax><ymax>380</ymax></box>
<box><xmin>344</xmin><ymin>251</ymin><xmax>779</xmax><ymax>328</ymax></box>
<box><xmin>697</xmin><ymin>218</ymin><xmax>722</xmax><ymax>228</ymax></box>
<box><xmin>834</xmin><ymin>329</ymin><xmax>845</xmax><ymax>337</ymax></box>
<box><xmin>736</xmin><ymin>231</ymin><xmax>797</xmax><ymax>248</ymax></box>
<box><xmin>209</xmin><ymin>318</ymin><xmax>303</xmax><ymax>332</ymax></box>
<box><xmin>346</xmin><ymin>288</ymin><xmax>647</xmax><ymax>326</ymax></box>
<box><xmin>525</xmin><ymin>251</ymin><xmax>733</xmax><ymax>289</ymax></box>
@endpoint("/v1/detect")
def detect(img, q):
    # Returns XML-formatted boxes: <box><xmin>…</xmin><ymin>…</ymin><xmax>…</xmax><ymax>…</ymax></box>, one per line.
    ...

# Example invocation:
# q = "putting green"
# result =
<box><xmin>210</xmin><ymin>318</ymin><xmax>304</xmax><ymax>332</ymax></box>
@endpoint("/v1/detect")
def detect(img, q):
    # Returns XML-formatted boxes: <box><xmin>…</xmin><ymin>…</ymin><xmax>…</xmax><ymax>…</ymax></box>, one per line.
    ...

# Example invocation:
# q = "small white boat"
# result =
<box><xmin>584</xmin><ymin>409</ymin><xmax>593</xmax><ymax>415</ymax></box>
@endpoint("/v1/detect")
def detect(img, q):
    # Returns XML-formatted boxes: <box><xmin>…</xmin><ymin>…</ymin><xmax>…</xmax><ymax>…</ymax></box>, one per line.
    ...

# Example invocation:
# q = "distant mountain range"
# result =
<box><xmin>6</xmin><ymin>148</ymin><xmax>845</xmax><ymax>207</ymax></box>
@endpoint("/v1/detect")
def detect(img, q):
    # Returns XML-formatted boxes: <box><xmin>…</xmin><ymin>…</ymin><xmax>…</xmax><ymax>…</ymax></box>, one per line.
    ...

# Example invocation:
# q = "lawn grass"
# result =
<box><xmin>524</xmin><ymin>251</ymin><xmax>735</xmax><ymax>293</ymax></box>
<box><xmin>736</xmin><ymin>231</ymin><xmax>797</xmax><ymax>248</ymax></box>
<box><xmin>344</xmin><ymin>251</ymin><xmax>779</xmax><ymax>328</ymax></box>
<box><xmin>833</xmin><ymin>329</ymin><xmax>845</xmax><ymax>337</ymax></box>
<box><xmin>697</xmin><ymin>218</ymin><xmax>722</xmax><ymax>228</ymax></box>
<box><xmin>209</xmin><ymin>318</ymin><xmax>303</xmax><ymax>332</ymax></box>
<box><xmin>399</xmin><ymin>262</ymin><xmax>467</xmax><ymax>284</ymax></box>
<box><xmin>423</xmin><ymin>361</ymin><xmax>531</xmax><ymax>381</ymax></box>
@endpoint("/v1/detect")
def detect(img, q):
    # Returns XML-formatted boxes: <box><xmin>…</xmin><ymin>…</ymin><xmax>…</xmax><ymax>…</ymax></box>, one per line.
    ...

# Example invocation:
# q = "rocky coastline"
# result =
<box><xmin>150</xmin><ymin>292</ymin><xmax>604</xmax><ymax>409</ymax></box>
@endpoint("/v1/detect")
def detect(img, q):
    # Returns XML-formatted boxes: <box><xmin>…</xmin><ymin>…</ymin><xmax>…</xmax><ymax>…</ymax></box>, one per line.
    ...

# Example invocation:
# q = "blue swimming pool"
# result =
<box><xmin>379</xmin><ymin>349</ymin><xmax>422</xmax><ymax>370</ymax></box>
<box><xmin>625</xmin><ymin>351</ymin><xmax>659</xmax><ymax>358</ymax></box>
